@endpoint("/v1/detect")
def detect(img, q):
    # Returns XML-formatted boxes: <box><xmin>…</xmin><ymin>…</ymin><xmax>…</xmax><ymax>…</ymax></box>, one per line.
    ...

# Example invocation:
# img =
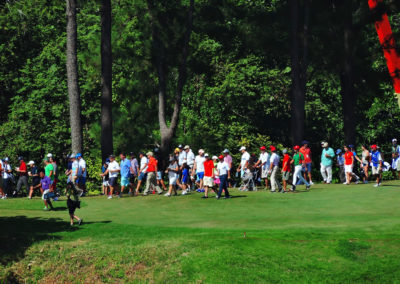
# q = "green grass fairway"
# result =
<box><xmin>2</xmin><ymin>182</ymin><xmax>400</xmax><ymax>283</ymax></box>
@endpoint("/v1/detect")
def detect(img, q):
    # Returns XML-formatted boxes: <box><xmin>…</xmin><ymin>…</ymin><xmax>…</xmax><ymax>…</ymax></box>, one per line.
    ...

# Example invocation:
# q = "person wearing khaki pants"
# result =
<box><xmin>143</xmin><ymin>152</ymin><xmax>163</xmax><ymax>196</ymax></box>
<box><xmin>268</xmin><ymin>146</ymin><xmax>282</xmax><ymax>192</ymax></box>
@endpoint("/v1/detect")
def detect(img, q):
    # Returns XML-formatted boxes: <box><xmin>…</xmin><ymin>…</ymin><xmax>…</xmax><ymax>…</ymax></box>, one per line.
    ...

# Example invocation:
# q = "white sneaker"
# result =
<box><xmin>1</xmin><ymin>196</ymin><xmax>6</xmax><ymax>199</ymax></box>
<box><xmin>181</xmin><ymin>190</ymin><xmax>187</xmax><ymax>195</ymax></box>
<box><xmin>343</xmin><ymin>182</ymin><xmax>347</xmax><ymax>185</ymax></box>
<box><xmin>373</xmin><ymin>183</ymin><xmax>380</xmax><ymax>187</ymax></box>
<box><xmin>355</xmin><ymin>180</ymin><xmax>360</xmax><ymax>184</ymax></box>
<box><xmin>310</xmin><ymin>181</ymin><xmax>314</xmax><ymax>185</ymax></box>
<box><xmin>107</xmin><ymin>195</ymin><xmax>113</xmax><ymax>199</ymax></box>
<box><xmin>164</xmin><ymin>193</ymin><xmax>171</xmax><ymax>197</ymax></box>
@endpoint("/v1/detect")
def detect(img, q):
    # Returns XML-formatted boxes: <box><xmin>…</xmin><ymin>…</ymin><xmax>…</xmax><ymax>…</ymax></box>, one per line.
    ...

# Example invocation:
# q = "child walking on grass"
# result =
<box><xmin>66</xmin><ymin>183</ymin><xmax>83</xmax><ymax>226</ymax></box>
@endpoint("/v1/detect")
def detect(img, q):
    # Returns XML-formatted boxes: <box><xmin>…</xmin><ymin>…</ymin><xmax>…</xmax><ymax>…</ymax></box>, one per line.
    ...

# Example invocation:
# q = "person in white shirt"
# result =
<box><xmin>193</xmin><ymin>149</ymin><xmax>206</xmax><ymax>191</ymax></box>
<box><xmin>255</xmin><ymin>146</ymin><xmax>270</xmax><ymax>189</ymax></box>
<box><xmin>135</xmin><ymin>152</ymin><xmax>148</xmax><ymax>195</ymax></box>
<box><xmin>76</xmin><ymin>153</ymin><xmax>87</xmax><ymax>194</ymax></box>
<box><xmin>237</xmin><ymin>146</ymin><xmax>250</xmax><ymax>178</ymax></box>
<box><xmin>216</xmin><ymin>155</ymin><xmax>231</xmax><ymax>199</ymax></box>
<box><xmin>184</xmin><ymin>145</ymin><xmax>195</xmax><ymax>168</ymax></box>
<box><xmin>2</xmin><ymin>158</ymin><xmax>12</xmax><ymax>198</ymax></box>
<box><xmin>178</xmin><ymin>145</ymin><xmax>187</xmax><ymax>169</ymax></box>
<box><xmin>101</xmin><ymin>155</ymin><xmax>120</xmax><ymax>199</ymax></box>
<box><xmin>268</xmin><ymin>146</ymin><xmax>282</xmax><ymax>192</ymax></box>
<box><xmin>0</xmin><ymin>159</ymin><xmax>5</xmax><ymax>198</ymax></box>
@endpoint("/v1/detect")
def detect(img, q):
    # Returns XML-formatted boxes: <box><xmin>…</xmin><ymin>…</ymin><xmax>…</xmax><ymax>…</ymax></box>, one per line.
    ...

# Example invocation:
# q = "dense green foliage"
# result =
<box><xmin>2</xmin><ymin>183</ymin><xmax>400</xmax><ymax>282</ymax></box>
<box><xmin>0</xmin><ymin>0</ymin><xmax>400</xmax><ymax>167</ymax></box>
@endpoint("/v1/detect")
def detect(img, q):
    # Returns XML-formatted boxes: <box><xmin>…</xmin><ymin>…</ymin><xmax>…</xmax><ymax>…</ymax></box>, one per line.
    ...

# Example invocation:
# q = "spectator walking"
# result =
<box><xmin>119</xmin><ymin>152</ymin><xmax>131</xmax><ymax>197</ymax></box>
<box><xmin>216</xmin><ymin>155</ymin><xmax>230</xmax><ymax>199</ymax></box>
<box><xmin>291</xmin><ymin>146</ymin><xmax>310</xmax><ymax>191</ymax></box>
<box><xmin>28</xmin><ymin>161</ymin><xmax>41</xmax><ymax>199</ymax></box>
<box><xmin>165</xmin><ymin>156</ymin><xmax>179</xmax><ymax>197</ymax></box>
<box><xmin>336</xmin><ymin>149</ymin><xmax>346</xmax><ymax>183</ymax></box>
<box><xmin>391</xmin><ymin>139</ymin><xmax>400</xmax><ymax>179</ymax></box>
<box><xmin>15</xmin><ymin>156</ymin><xmax>28</xmax><ymax>196</ymax></box>
<box><xmin>101</xmin><ymin>159</ymin><xmax>110</xmax><ymax>195</ymax></box>
<box><xmin>343</xmin><ymin>145</ymin><xmax>354</xmax><ymax>185</ymax></box>
<box><xmin>268</xmin><ymin>146</ymin><xmax>281</xmax><ymax>193</ymax></box>
<box><xmin>255</xmin><ymin>146</ymin><xmax>270</xmax><ymax>190</ymax></box>
<box><xmin>320</xmin><ymin>142</ymin><xmax>335</xmax><ymax>184</ymax></box>
<box><xmin>360</xmin><ymin>145</ymin><xmax>370</xmax><ymax>183</ymax></box>
<box><xmin>193</xmin><ymin>149</ymin><xmax>205</xmax><ymax>192</ymax></box>
<box><xmin>237</xmin><ymin>146</ymin><xmax>250</xmax><ymax>178</ymax></box>
<box><xmin>40</xmin><ymin>170</ymin><xmax>54</xmax><ymax>211</ymax></box>
<box><xmin>300</xmin><ymin>141</ymin><xmax>314</xmax><ymax>185</ymax></box>
<box><xmin>129</xmin><ymin>152</ymin><xmax>139</xmax><ymax>196</ymax></box>
<box><xmin>76</xmin><ymin>153</ymin><xmax>87</xmax><ymax>194</ymax></box>
<box><xmin>202</xmin><ymin>153</ymin><xmax>214</xmax><ymax>198</ymax></box>
<box><xmin>2</xmin><ymin>158</ymin><xmax>12</xmax><ymax>198</ymax></box>
<box><xmin>101</xmin><ymin>155</ymin><xmax>120</xmax><ymax>199</ymax></box>
<box><xmin>135</xmin><ymin>152</ymin><xmax>148</xmax><ymax>195</ymax></box>
<box><xmin>281</xmin><ymin>149</ymin><xmax>291</xmax><ymax>192</ymax></box>
<box><xmin>143</xmin><ymin>152</ymin><xmax>163</xmax><ymax>196</ymax></box>
<box><xmin>371</xmin><ymin>145</ymin><xmax>383</xmax><ymax>187</ymax></box>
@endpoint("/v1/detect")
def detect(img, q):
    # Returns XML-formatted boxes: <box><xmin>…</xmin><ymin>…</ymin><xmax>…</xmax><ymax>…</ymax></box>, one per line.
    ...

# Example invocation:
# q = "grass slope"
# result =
<box><xmin>1</xmin><ymin>182</ymin><xmax>400</xmax><ymax>283</ymax></box>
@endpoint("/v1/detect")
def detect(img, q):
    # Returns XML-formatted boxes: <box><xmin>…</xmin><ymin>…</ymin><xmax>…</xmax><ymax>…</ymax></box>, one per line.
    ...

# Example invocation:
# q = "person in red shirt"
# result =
<box><xmin>343</xmin><ymin>145</ymin><xmax>354</xmax><ymax>185</ymax></box>
<box><xmin>143</xmin><ymin>152</ymin><xmax>163</xmax><ymax>196</ymax></box>
<box><xmin>15</xmin><ymin>156</ymin><xmax>29</xmax><ymax>196</ymax></box>
<box><xmin>202</xmin><ymin>154</ymin><xmax>214</xmax><ymax>199</ymax></box>
<box><xmin>300</xmin><ymin>141</ymin><xmax>313</xmax><ymax>185</ymax></box>
<box><xmin>281</xmin><ymin>149</ymin><xmax>291</xmax><ymax>192</ymax></box>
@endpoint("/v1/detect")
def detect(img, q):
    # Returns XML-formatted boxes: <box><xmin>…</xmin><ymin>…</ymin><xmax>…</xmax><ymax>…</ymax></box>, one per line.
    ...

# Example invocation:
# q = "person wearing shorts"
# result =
<box><xmin>193</xmin><ymin>149</ymin><xmax>205</xmax><ymax>192</ymax></box>
<box><xmin>165</xmin><ymin>156</ymin><xmax>179</xmax><ymax>197</ymax></box>
<box><xmin>255</xmin><ymin>146</ymin><xmax>270</xmax><ymax>190</ymax></box>
<box><xmin>119</xmin><ymin>152</ymin><xmax>131</xmax><ymax>197</ymax></box>
<box><xmin>28</xmin><ymin>161</ymin><xmax>41</xmax><ymax>199</ymax></box>
<box><xmin>343</xmin><ymin>145</ymin><xmax>354</xmax><ymax>185</ymax></box>
<box><xmin>391</xmin><ymin>139</ymin><xmax>400</xmax><ymax>179</ymax></box>
<box><xmin>202</xmin><ymin>153</ymin><xmax>214</xmax><ymax>198</ymax></box>
<box><xmin>143</xmin><ymin>152</ymin><xmax>163</xmax><ymax>196</ymax></box>
<box><xmin>371</xmin><ymin>144</ymin><xmax>383</xmax><ymax>187</ymax></box>
<box><xmin>268</xmin><ymin>146</ymin><xmax>282</xmax><ymax>193</ymax></box>
<box><xmin>216</xmin><ymin>155</ymin><xmax>231</xmax><ymax>199</ymax></box>
<box><xmin>300</xmin><ymin>140</ymin><xmax>313</xmax><ymax>185</ymax></box>
<box><xmin>181</xmin><ymin>162</ymin><xmax>190</xmax><ymax>195</ymax></box>
<box><xmin>281</xmin><ymin>149</ymin><xmax>291</xmax><ymax>192</ymax></box>
<box><xmin>101</xmin><ymin>155</ymin><xmax>120</xmax><ymax>199</ymax></box>
<box><xmin>237</xmin><ymin>146</ymin><xmax>250</xmax><ymax>178</ymax></box>
<box><xmin>76</xmin><ymin>153</ymin><xmax>87</xmax><ymax>194</ymax></box>
<box><xmin>40</xmin><ymin>170</ymin><xmax>54</xmax><ymax>211</ymax></box>
<box><xmin>135</xmin><ymin>152</ymin><xmax>148</xmax><ymax>195</ymax></box>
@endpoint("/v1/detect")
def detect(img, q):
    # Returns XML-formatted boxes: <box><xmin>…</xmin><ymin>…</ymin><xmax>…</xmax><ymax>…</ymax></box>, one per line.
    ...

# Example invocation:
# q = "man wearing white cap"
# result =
<box><xmin>237</xmin><ymin>146</ymin><xmax>250</xmax><ymax>178</ymax></box>
<box><xmin>223</xmin><ymin>149</ymin><xmax>233</xmax><ymax>187</ymax></box>
<box><xmin>320</xmin><ymin>142</ymin><xmax>335</xmax><ymax>184</ymax></box>
<box><xmin>391</xmin><ymin>139</ymin><xmax>400</xmax><ymax>179</ymax></box>
<box><xmin>255</xmin><ymin>146</ymin><xmax>270</xmax><ymax>189</ymax></box>
<box><xmin>193</xmin><ymin>149</ymin><xmax>206</xmax><ymax>191</ymax></box>
<box><xmin>202</xmin><ymin>153</ymin><xmax>214</xmax><ymax>198</ymax></box>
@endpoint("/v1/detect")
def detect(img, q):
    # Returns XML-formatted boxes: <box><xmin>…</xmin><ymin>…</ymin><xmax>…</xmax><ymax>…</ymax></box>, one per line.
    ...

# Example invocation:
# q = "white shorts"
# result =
<box><xmin>261</xmin><ymin>168</ymin><xmax>269</xmax><ymax>179</ymax></box>
<box><xmin>203</xmin><ymin>176</ymin><xmax>214</xmax><ymax>187</ymax></box>
<box><xmin>372</xmin><ymin>166</ymin><xmax>381</xmax><ymax>175</ymax></box>
<box><xmin>397</xmin><ymin>159</ymin><xmax>400</xmax><ymax>171</ymax></box>
<box><xmin>42</xmin><ymin>189</ymin><xmax>50</xmax><ymax>200</ymax></box>
<box><xmin>103</xmin><ymin>181</ymin><xmax>109</xmax><ymax>186</ymax></box>
<box><xmin>344</xmin><ymin>165</ymin><xmax>353</xmax><ymax>173</ymax></box>
<box><xmin>169</xmin><ymin>176</ymin><xmax>177</xmax><ymax>186</ymax></box>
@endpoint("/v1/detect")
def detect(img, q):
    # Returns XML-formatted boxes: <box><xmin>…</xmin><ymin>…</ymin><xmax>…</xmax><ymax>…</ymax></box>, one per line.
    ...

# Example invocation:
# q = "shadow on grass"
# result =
<box><xmin>0</xmin><ymin>216</ymin><xmax>111</xmax><ymax>266</ymax></box>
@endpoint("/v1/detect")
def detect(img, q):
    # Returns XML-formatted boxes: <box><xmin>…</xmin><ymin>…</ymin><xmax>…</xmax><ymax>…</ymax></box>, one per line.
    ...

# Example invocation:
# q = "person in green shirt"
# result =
<box><xmin>320</xmin><ymin>142</ymin><xmax>335</xmax><ymax>184</ymax></box>
<box><xmin>44</xmin><ymin>159</ymin><xmax>54</xmax><ymax>181</ymax></box>
<box><xmin>290</xmin><ymin>145</ymin><xmax>310</xmax><ymax>191</ymax></box>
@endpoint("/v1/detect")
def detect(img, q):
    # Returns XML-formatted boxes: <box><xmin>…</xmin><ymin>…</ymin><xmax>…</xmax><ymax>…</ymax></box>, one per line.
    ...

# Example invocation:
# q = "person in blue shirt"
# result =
<box><xmin>370</xmin><ymin>145</ymin><xmax>383</xmax><ymax>187</ymax></box>
<box><xmin>101</xmin><ymin>159</ymin><xmax>110</xmax><ymax>195</ymax></box>
<box><xmin>119</xmin><ymin>152</ymin><xmax>131</xmax><ymax>197</ymax></box>
<box><xmin>336</xmin><ymin>149</ymin><xmax>346</xmax><ymax>183</ymax></box>
<box><xmin>320</xmin><ymin>142</ymin><xmax>335</xmax><ymax>184</ymax></box>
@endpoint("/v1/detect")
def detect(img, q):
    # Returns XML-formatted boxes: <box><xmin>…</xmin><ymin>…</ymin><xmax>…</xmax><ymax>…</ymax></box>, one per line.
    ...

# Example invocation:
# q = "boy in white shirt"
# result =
<box><xmin>101</xmin><ymin>155</ymin><xmax>120</xmax><ymax>199</ymax></box>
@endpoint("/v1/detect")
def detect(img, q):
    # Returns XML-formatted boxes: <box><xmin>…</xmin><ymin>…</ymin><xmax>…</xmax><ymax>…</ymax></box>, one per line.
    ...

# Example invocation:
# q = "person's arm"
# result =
<box><xmin>49</xmin><ymin>170</ymin><xmax>53</xmax><ymax>178</ymax></box>
<box><xmin>355</xmin><ymin>155</ymin><xmax>362</xmax><ymax>164</ymax></box>
<box><xmin>227</xmin><ymin>164</ymin><xmax>231</xmax><ymax>179</ymax></box>
<box><xmin>192</xmin><ymin>162</ymin><xmax>197</xmax><ymax>175</ymax></box>
<box><xmin>101</xmin><ymin>169</ymin><xmax>109</xmax><ymax>176</ymax></box>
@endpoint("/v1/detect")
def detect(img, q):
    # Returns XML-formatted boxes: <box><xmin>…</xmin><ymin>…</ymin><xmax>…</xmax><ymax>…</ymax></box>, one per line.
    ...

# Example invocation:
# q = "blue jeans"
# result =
<box><xmin>218</xmin><ymin>174</ymin><xmax>229</xmax><ymax>198</ymax></box>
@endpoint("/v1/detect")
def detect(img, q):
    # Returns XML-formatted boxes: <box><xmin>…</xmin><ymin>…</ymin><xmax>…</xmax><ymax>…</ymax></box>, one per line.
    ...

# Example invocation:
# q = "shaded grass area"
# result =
<box><xmin>1</xmin><ymin>182</ymin><xmax>400</xmax><ymax>282</ymax></box>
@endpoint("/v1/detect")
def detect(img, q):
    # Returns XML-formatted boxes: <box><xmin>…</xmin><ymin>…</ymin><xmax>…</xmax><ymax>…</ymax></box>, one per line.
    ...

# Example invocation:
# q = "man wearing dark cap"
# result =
<box><xmin>15</xmin><ymin>156</ymin><xmax>29</xmax><ymax>196</ymax></box>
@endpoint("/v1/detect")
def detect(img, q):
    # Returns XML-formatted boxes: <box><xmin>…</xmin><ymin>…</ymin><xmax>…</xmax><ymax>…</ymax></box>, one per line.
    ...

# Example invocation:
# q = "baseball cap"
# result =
<box><xmin>204</xmin><ymin>153</ymin><xmax>209</xmax><ymax>157</ymax></box>
<box><xmin>212</xmin><ymin>156</ymin><xmax>218</xmax><ymax>160</ymax></box>
<box><xmin>223</xmin><ymin>149</ymin><xmax>229</xmax><ymax>153</ymax></box>
<box><xmin>301</xmin><ymin>140</ymin><xmax>309</xmax><ymax>145</ymax></box>
<box><xmin>169</xmin><ymin>156</ymin><xmax>175</xmax><ymax>162</ymax></box>
<box><xmin>336</xmin><ymin>149</ymin><xmax>342</xmax><ymax>154</ymax></box>
<box><xmin>371</xmin><ymin>144</ymin><xmax>378</xmax><ymax>149</ymax></box>
<box><xmin>323</xmin><ymin>142</ymin><xmax>328</xmax><ymax>147</ymax></box>
<box><xmin>349</xmin><ymin>144</ymin><xmax>355</xmax><ymax>149</ymax></box>
<box><xmin>129</xmin><ymin>152</ymin><xmax>135</xmax><ymax>156</ymax></box>
<box><xmin>146</xmin><ymin>152</ymin><xmax>153</xmax><ymax>157</ymax></box>
<box><xmin>69</xmin><ymin>154</ymin><xmax>75</xmax><ymax>159</ymax></box>
<box><xmin>239</xmin><ymin>146</ymin><xmax>246</xmax><ymax>151</ymax></box>
<box><xmin>218</xmin><ymin>155</ymin><xmax>224</xmax><ymax>160</ymax></box>
<box><xmin>282</xmin><ymin>149</ymin><xmax>288</xmax><ymax>154</ymax></box>
<box><xmin>47</xmin><ymin>153</ymin><xmax>53</xmax><ymax>158</ymax></box>
<box><xmin>199</xmin><ymin>149</ymin><xmax>205</xmax><ymax>154</ymax></box>
<box><xmin>18</xmin><ymin>156</ymin><xmax>23</xmax><ymax>161</ymax></box>
<box><xmin>393</xmin><ymin>138</ymin><xmax>397</xmax><ymax>143</ymax></box>
<box><xmin>260</xmin><ymin>146</ymin><xmax>266</xmax><ymax>151</ymax></box>
<box><xmin>28</xmin><ymin>160</ymin><xmax>35</xmax><ymax>165</ymax></box>
<box><xmin>178</xmin><ymin>144</ymin><xmax>183</xmax><ymax>149</ymax></box>
<box><xmin>174</xmin><ymin>148</ymin><xmax>180</xmax><ymax>153</ymax></box>
<box><xmin>293</xmin><ymin>145</ymin><xmax>300</xmax><ymax>150</ymax></box>
<box><xmin>76</xmin><ymin>153</ymin><xmax>82</xmax><ymax>158</ymax></box>
<box><xmin>270</xmin><ymin>145</ymin><xmax>276</xmax><ymax>152</ymax></box>
<box><xmin>105</xmin><ymin>158</ymin><xmax>110</xmax><ymax>163</ymax></box>
<box><xmin>109</xmin><ymin>154</ymin><xmax>115</xmax><ymax>158</ymax></box>
<box><xmin>184</xmin><ymin>145</ymin><xmax>190</xmax><ymax>150</ymax></box>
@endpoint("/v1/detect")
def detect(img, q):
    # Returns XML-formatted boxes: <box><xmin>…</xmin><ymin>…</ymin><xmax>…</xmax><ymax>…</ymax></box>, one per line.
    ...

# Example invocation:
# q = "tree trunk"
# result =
<box><xmin>341</xmin><ymin>3</ymin><xmax>356</xmax><ymax>145</ymax></box>
<box><xmin>147</xmin><ymin>0</ymin><xmax>194</xmax><ymax>167</ymax></box>
<box><xmin>100</xmin><ymin>0</ymin><xmax>113</xmax><ymax>161</ymax></box>
<box><xmin>290</xmin><ymin>0</ymin><xmax>305</xmax><ymax>145</ymax></box>
<box><xmin>66</xmin><ymin>0</ymin><xmax>83</xmax><ymax>154</ymax></box>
